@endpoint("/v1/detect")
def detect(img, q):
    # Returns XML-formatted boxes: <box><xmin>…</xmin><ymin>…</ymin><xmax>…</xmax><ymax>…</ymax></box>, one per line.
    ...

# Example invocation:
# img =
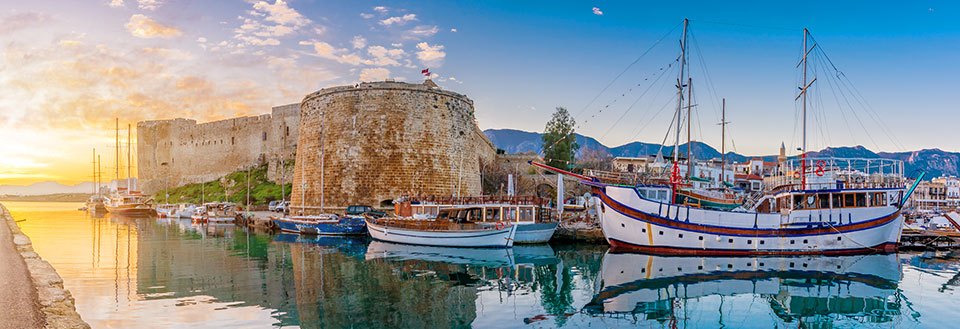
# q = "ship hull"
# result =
<box><xmin>513</xmin><ymin>222</ymin><xmax>558</xmax><ymax>244</ymax></box>
<box><xmin>366</xmin><ymin>219</ymin><xmax>517</xmax><ymax>248</ymax></box>
<box><xmin>105</xmin><ymin>206</ymin><xmax>156</xmax><ymax>217</ymax></box>
<box><xmin>273</xmin><ymin>217</ymin><xmax>367</xmax><ymax>235</ymax></box>
<box><xmin>596</xmin><ymin>185</ymin><xmax>903</xmax><ymax>255</ymax></box>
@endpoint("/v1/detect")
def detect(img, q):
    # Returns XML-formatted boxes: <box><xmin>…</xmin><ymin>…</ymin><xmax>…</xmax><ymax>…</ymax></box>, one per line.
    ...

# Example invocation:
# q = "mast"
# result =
<box><xmin>673</xmin><ymin>18</ymin><xmax>689</xmax><ymax>167</ymax></box>
<box><xmin>797</xmin><ymin>28</ymin><xmax>815</xmax><ymax>190</ymax></box>
<box><xmin>686</xmin><ymin>77</ymin><xmax>693</xmax><ymax>179</ymax></box>
<box><xmin>719</xmin><ymin>98</ymin><xmax>728</xmax><ymax>185</ymax></box>
<box><xmin>92</xmin><ymin>148</ymin><xmax>97</xmax><ymax>195</ymax></box>
<box><xmin>97</xmin><ymin>155</ymin><xmax>101</xmax><ymax>197</ymax></box>
<box><xmin>320</xmin><ymin>110</ymin><xmax>325</xmax><ymax>212</ymax></box>
<box><xmin>127</xmin><ymin>123</ymin><xmax>132</xmax><ymax>191</ymax></box>
<box><xmin>115</xmin><ymin>119</ymin><xmax>119</xmax><ymax>186</ymax></box>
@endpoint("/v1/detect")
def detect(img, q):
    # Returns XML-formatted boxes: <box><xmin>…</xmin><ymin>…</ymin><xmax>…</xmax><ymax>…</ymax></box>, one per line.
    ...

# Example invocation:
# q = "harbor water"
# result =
<box><xmin>7</xmin><ymin>201</ymin><xmax>960</xmax><ymax>328</ymax></box>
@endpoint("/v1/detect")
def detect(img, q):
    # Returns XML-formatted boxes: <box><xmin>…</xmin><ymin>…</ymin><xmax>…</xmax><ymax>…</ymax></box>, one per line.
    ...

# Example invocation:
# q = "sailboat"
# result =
<box><xmin>272</xmin><ymin>108</ymin><xmax>366</xmax><ymax>235</ymax></box>
<box><xmin>85</xmin><ymin>149</ymin><xmax>108</xmax><ymax>213</ymax></box>
<box><xmin>673</xmin><ymin>97</ymin><xmax>744</xmax><ymax>211</ymax></box>
<box><xmin>535</xmin><ymin>20</ymin><xmax>921</xmax><ymax>255</ymax></box>
<box><xmin>105</xmin><ymin>120</ymin><xmax>155</xmax><ymax>217</ymax></box>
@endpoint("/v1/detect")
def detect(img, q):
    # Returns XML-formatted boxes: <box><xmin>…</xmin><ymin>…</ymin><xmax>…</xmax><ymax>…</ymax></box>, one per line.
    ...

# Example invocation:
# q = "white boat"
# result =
<box><xmin>173</xmin><ymin>204</ymin><xmax>197</xmax><ymax>218</ymax></box>
<box><xmin>366</xmin><ymin>207</ymin><xmax>517</xmax><ymax>248</ymax></box>
<box><xmin>531</xmin><ymin>23</ymin><xmax>922</xmax><ymax>256</ymax></box>
<box><xmin>395</xmin><ymin>196</ymin><xmax>558</xmax><ymax>244</ymax></box>
<box><xmin>191</xmin><ymin>202</ymin><xmax>237</xmax><ymax>224</ymax></box>
<box><xmin>155</xmin><ymin>204</ymin><xmax>177</xmax><ymax>217</ymax></box>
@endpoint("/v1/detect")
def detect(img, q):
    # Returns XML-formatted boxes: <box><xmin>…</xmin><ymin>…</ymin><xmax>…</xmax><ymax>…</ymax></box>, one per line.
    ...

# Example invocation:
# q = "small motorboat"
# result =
<box><xmin>272</xmin><ymin>214</ymin><xmax>367</xmax><ymax>235</ymax></box>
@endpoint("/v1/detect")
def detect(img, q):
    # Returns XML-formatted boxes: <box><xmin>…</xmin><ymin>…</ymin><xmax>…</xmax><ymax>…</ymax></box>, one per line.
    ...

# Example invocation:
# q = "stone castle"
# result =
<box><xmin>137</xmin><ymin>80</ymin><xmax>497</xmax><ymax>211</ymax></box>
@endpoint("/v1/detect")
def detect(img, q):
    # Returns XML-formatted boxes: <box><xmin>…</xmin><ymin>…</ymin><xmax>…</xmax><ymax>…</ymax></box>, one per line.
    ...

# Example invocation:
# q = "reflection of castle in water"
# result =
<box><xmin>587</xmin><ymin>252</ymin><xmax>902</xmax><ymax>326</ymax></box>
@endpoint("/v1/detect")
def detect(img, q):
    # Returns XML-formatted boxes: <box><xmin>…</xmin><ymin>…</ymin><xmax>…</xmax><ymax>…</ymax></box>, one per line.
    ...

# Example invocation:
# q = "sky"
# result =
<box><xmin>0</xmin><ymin>0</ymin><xmax>957</xmax><ymax>186</ymax></box>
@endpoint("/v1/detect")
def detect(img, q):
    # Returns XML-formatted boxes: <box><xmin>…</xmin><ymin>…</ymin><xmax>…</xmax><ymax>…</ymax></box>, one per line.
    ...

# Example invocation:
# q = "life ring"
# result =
<box><xmin>815</xmin><ymin>160</ymin><xmax>826</xmax><ymax>176</ymax></box>
<box><xmin>495</xmin><ymin>222</ymin><xmax>505</xmax><ymax>230</ymax></box>
<box><xmin>793</xmin><ymin>171</ymin><xmax>801</xmax><ymax>179</ymax></box>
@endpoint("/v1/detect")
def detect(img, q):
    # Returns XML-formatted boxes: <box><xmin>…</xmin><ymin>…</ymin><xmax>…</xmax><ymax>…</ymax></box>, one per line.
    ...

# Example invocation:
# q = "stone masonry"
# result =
<box><xmin>137</xmin><ymin>104</ymin><xmax>299</xmax><ymax>194</ymax></box>
<box><xmin>290</xmin><ymin>80</ymin><xmax>496</xmax><ymax>214</ymax></box>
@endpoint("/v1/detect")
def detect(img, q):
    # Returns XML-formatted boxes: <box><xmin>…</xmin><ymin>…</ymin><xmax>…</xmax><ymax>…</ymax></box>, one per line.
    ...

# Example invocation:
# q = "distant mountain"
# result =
<box><xmin>483</xmin><ymin>128</ymin><xmax>954</xmax><ymax>180</ymax></box>
<box><xmin>0</xmin><ymin>181</ymin><xmax>95</xmax><ymax>196</ymax></box>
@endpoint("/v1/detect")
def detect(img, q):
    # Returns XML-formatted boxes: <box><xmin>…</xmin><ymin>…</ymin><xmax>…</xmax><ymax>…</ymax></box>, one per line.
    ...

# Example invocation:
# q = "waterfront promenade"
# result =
<box><xmin>0</xmin><ymin>205</ymin><xmax>43</xmax><ymax>329</ymax></box>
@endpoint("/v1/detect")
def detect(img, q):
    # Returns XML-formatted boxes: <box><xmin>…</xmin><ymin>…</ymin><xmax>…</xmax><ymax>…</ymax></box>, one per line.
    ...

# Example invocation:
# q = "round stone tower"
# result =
<box><xmin>290</xmin><ymin>80</ymin><xmax>497</xmax><ymax>214</ymax></box>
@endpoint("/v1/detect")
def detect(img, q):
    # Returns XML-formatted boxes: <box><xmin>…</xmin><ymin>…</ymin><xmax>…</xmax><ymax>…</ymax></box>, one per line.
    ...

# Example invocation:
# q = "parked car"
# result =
<box><xmin>345</xmin><ymin>205</ymin><xmax>386</xmax><ymax>218</ymax></box>
<box><xmin>268</xmin><ymin>200</ymin><xmax>280</xmax><ymax>212</ymax></box>
<box><xmin>275</xmin><ymin>201</ymin><xmax>290</xmax><ymax>213</ymax></box>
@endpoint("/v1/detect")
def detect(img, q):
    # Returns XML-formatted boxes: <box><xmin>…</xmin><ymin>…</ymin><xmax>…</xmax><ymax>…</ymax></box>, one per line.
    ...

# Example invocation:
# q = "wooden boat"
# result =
<box><xmin>674</xmin><ymin>187</ymin><xmax>744</xmax><ymax>210</ymax></box>
<box><xmin>395</xmin><ymin>196</ymin><xmax>558</xmax><ymax>244</ymax></box>
<box><xmin>272</xmin><ymin>214</ymin><xmax>367</xmax><ymax>235</ymax></box>
<box><xmin>106</xmin><ymin>187</ymin><xmax>156</xmax><ymax>216</ymax></box>
<box><xmin>366</xmin><ymin>207</ymin><xmax>517</xmax><ymax>248</ymax></box>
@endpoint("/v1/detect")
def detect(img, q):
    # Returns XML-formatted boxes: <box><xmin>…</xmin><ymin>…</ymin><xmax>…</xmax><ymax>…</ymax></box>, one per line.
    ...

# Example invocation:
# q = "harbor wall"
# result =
<box><xmin>290</xmin><ymin>80</ymin><xmax>497</xmax><ymax>213</ymax></box>
<box><xmin>137</xmin><ymin>104</ymin><xmax>300</xmax><ymax>194</ymax></box>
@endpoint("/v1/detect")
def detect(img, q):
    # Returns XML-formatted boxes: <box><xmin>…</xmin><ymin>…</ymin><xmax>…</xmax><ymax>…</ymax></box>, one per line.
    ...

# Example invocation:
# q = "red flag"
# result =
<box><xmin>421</xmin><ymin>68</ymin><xmax>430</xmax><ymax>76</ymax></box>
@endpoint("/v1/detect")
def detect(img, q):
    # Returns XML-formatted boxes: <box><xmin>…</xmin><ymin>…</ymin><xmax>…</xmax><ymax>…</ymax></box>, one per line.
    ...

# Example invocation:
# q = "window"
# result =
<box><xmin>844</xmin><ymin>194</ymin><xmax>855</xmax><ymax>207</ymax></box>
<box><xmin>728</xmin><ymin>238</ymin><xmax>733</xmax><ymax>243</ymax></box>
<box><xmin>678</xmin><ymin>234</ymin><xmax>684</xmax><ymax>238</ymax></box>
<box><xmin>231</xmin><ymin>137</ymin><xmax>235</xmax><ymax>145</ymax></box>
<box><xmin>519</xmin><ymin>208</ymin><xmax>533</xmax><ymax>221</ymax></box>
<box><xmin>262</xmin><ymin>132</ymin><xmax>267</xmax><ymax>141</ymax></box>
<box><xmin>833</xmin><ymin>194</ymin><xmax>843</xmax><ymax>208</ymax></box>
<box><xmin>794</xmin><ymin>195</ymin><xmax>805</xmax><ymax>210</ymax></box>
<box><xmin>484</xmin><ymin>208</ymin><xmax>500</xmax><ymax>221</ymax></box>
<box><xmin>503</xmin><ymin>208</ymin><xmax>517</xmax><ymax>221</ymax></box>
<box><xmin>819</xmin><ymin>194</ymin><xmax>830</xmax><ymax>209</ymax></box>
<box><xmin>855</xmin><ymin>193</ymin><xmax>867</xmax><ymax>207</ymax></box>
<box><xmin>698</xmin><ymin>236</ymin><xmax>703</xmax><ymax>241</ymax></box>
<box><xmin>659</xmin><ymin>231</ymin><xmax>664</xmax><ymax>235</ymax></box>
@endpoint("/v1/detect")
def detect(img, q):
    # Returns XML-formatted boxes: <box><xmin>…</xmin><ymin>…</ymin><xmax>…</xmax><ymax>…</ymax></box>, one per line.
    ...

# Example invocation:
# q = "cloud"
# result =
<box><xmin>592</xmin><ymin>7</ymin><xmax>603</xmax><ymax>16</ymax></box>
<box><xmin>415</xmin><ymin>42</ymin><xmax>445</xmax><ymax>67</ymax></box>
<box><xmin>366</xmin><ymin>45</ymin><xmax>405</xmax><ymax>66</ymax></box>
<box><xmin>380</xmin><ymin>14</ymin><xmax>416</xmax><ymax>26</ymax></box>
<box><xmin>138</xmin><ymin>0</ymin><xmax>163</xmax><ymax>10</ymax></box>
<box><xmin>125</xmin><ymin>14</ymin><xmax>181</xmax><ymax>39</ymax></box>
<box><xmin>450</xmin><ymin>28</ymin><xmax>457</xmax><ymax>33</ymax></box>
<box><xmin>196</xmin><ymin>37</ymin><xmax>207</xmax><ymax>43</ymax></box>
<box><xmin>299</xmin><ymin>40</ymin><xmax>363</xmax><ymax>65</ymax></box>
<box><xmin>373</xmin><ymin>6</ymin><xmax>388</xmax><ymax>14</ymax></box>
<box><xmin>359</xmin><ymin>68</ymin><xmax>390</xmax><ymax>81</ymax></box>
<box><xmin>404</xmin><ymin>25</ymin><xmax>438</xmax><ymax>39</ymax></box>
<box><xmin>351</xmin><ymin>36</ymin><xmax>367</xmax><ymax>49</ymax></box>
<box><xmin>109</xmin><ymin>0</ymin><xmax>124</xmax><ymax>8</ymax></box>
<box><xmin>360</xmin><ymin>13</ymin><xmax>374</xmax><ymax>19</ymax></box>
<box><xmin>234</xmin><ymin>0</ymin><xmax>314</xmax><ymax>46</ymax></box>
<box><xmin>0</xmin><ymin>12</ymin><xmax>53</xmax><ymax>35</ymax></box>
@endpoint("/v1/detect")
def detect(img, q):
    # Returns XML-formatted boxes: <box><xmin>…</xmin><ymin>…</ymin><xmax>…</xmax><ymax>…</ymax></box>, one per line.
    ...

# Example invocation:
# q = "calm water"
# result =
<box><xmin>6</xmin><ymin>201</ymin><xmax>960</xmax><ymax>328</ymax></box>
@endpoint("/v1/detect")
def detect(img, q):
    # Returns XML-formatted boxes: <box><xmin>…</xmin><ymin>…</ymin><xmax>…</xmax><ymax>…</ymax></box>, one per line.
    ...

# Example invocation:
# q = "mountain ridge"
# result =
<box><xmin>483</xmin><ymin>128</ymin><xmax>956</xmax><ymax>179</ymax></box>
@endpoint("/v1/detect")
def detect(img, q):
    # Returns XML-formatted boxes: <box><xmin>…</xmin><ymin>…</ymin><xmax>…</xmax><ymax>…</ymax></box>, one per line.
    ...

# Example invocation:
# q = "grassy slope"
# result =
<box><xmin>155</xmin><ymin>164</ymin><xmax>292</xmax><ymax>205</ymax></box>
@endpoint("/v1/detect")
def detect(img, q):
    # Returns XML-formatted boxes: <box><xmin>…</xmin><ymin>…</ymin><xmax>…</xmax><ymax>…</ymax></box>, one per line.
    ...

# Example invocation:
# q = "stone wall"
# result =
<box><xmin>137</xmin><ymin>104</ymin><xmax>299</xmax><ymax>194</ymax></box>
<box><xmin>290</xmin><ymin>80</ymin><xmax>497</xmax><ymax>213</ymax></box>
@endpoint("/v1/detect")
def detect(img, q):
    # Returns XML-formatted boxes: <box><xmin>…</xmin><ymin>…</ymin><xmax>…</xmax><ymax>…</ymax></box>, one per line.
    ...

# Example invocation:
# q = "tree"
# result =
<box><xmin>577</xmin><ymin>148</ymin><xmax>613</xmax><ymax>171</ymax></box>
<box><xmin>542</xmin><ymin>107</ymin><xmax>579</xmax><ymax>170</ymax></box>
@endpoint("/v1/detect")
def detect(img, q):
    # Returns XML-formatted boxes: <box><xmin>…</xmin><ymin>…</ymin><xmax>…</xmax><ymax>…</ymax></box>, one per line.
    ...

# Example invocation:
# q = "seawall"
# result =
<box><xmin>0</xmin><ymin>203</ymin><xmax>89</xmax><ymax>329</ymax></box>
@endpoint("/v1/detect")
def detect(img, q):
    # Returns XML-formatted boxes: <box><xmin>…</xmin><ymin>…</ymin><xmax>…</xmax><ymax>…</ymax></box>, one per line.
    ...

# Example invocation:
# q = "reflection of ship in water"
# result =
<box><xmin>365</xmin><ymin>240</ymin><xmax>516</xmax><ymax>267</ymax></box>
<box><xmin>586</xmin><ymin>252</ymin><xmax>902</xmax><ymax>326</ymax></box>
<box><xmin>273</xmin><ymin>233</ymin><xmax>368</xmax><ymax>258</ymax></box>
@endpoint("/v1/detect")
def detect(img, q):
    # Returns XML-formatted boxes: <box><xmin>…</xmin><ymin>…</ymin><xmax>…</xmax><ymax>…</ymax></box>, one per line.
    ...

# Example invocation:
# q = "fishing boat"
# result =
<box><xmin>155</xmin><ymin>204</ymin><xmax>177</xmax><ymax>217</ymax></box>
<box><xmin>192</xmin><ymin>202</ymin><xmax>238</xmax><ymax>224</ymax></box>
<box><xmin>532</xmin><ymin>22</ymin><xmax>922</xmax><ymax>255</ymax></box>
<box><xmin>394</xmin><ymin>195</ymin><xmax>559</xmax><ymax>244</ymax></box>
<box><xmin>272</xmin><ymin>214</ymin><xmax>367</xmax><ymax>235</ymax></box>
<box><xmin>366</xmin><ymin>207</ymin><xmax>518</xmax><ymax>248</ymax></box>
<box><xmin>585</xmin><ymin>252</ymin><xmax>900</xmax><ymax>324</ymax></box>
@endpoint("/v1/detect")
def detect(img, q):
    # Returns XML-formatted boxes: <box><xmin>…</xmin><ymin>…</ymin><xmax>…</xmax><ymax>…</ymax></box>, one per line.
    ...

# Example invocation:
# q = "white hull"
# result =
<box><xmin>596</xmin><ymin>185</ymin><xmax>904</xmax><ymax>255</ymax></box>
<box><xmin>366</xmin><ymin>220</ymin><xmax>517</xmax><ymax>248</ymax></box>
<box><xmin>513</xmin><ymin>222</ymin><xmax>558</xmax><ymax>244</ymax></box>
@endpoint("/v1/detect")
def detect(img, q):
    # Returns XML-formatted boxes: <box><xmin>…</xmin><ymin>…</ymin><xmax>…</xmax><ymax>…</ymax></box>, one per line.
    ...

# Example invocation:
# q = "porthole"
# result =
<box><xmin>837</xmin><ymin>236</ymin><xmax>842</xmax><ymax>241</ymax></box>
<box><xmin>747</xmin><ymin>240</ymin><xmax>752</xmax><ymax>245</ymax></box>
<box><xmin>621</xmin><ymin>223</ymin><xmax>625</xmax><ymax>228</ymax></box>
<box><xmin>728</xmin><ymin>238</ymin><xmax>733</xmax><ymax>243</ymax></box>
<box><xmin>803</xmin><ymin>239</ymin><xmax>808</xmax><ymax>244</ymax></box>
<box><xmin>727</xmin><ymin>264</ymin><xmax>733</xmax><ymax>269</ymax></box>
<box><xmin>789</xmin><ymin>262</ymin><xmax>795</xmax><ymax>267</ymax></box>
<box><xmin>697</xmin><ymin>265</ymin><xmax>703</xmax><ymax>270</ymax></box>
<box><xmin>790</xmin><ymin>240</ymin><xmax>795</xmax><ymax>244</ymax></box>
<box><xmin>678</xmin><ymin>234</ymin><xmax>684</xmax><ymax>238</ymax></box>
<box><xmin>659</xmin><ymin>231</ymin><xmax>664</xmax><ymax>235</ymax></box>
<box><xmin>642</xmin><ymin>228</ymin><xmax>646</xmax><ymax>233</ymax></box>
<box><xmin>698</xmin><ymin>236</ymin><xmax>703</xmax><ymax>241</ymax></box>
<box><xmin>759</xmin><ymin>262</ymin><xmax>765</xmax><ymax>267</ymax></box>
<box><xmin>760</xmin><ymin>240</ymin><xmax>765</xmax><ymax>245</ymax></box>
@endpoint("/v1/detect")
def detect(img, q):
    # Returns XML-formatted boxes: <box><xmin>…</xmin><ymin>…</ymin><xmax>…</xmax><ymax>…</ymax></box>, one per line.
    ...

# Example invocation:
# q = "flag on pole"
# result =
<box><xmin>421</xmin><ymin>68</ymin><xmax>430</xmax><ymax>76</ymax></box>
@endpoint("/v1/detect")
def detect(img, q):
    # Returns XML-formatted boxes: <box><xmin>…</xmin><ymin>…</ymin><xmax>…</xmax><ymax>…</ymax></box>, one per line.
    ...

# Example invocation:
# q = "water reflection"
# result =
<box><xmin>587</xmin><ymin>252</ymin><xmax>902</xmax><ymax>327</ymax></box>
<box><xmin>7</xmin><ymin>201</ymin><xmax>960</xmax><ymax>328</ymax></box>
